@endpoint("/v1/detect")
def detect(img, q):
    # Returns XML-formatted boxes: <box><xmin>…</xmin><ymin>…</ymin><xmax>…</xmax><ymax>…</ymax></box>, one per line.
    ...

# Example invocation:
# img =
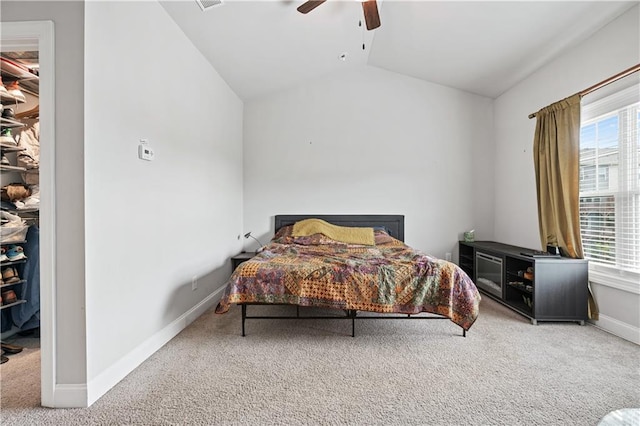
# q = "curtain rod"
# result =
<box><xmin>528</xmin><ymin>63</ymin><xmax>640</xmax><ymax>119</ymax></box>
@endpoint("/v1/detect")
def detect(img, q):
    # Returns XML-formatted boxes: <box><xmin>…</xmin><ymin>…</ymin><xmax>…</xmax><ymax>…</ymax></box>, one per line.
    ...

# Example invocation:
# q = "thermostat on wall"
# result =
<box><xmin>138</xmin><ymin>143</ymin><xmax>154</xmax><ymax>161</ymax></box>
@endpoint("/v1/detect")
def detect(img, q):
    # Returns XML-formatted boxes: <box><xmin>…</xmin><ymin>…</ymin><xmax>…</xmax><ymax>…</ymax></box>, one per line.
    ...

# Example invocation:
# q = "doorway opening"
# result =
<box><xmin>1</xmin><ymin>20</ymin><xmax>55</xmax><ymax>408</ymax></box>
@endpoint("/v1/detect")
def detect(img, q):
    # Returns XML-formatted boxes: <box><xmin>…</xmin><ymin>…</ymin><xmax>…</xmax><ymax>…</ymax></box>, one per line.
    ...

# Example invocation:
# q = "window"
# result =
<box><xmin>580</xmin><ymin>81</ymin><xmax>640</xmax><ymax>274</ymax></box>
<box><xmin>579</xmin><ymin>165</ymin><xmax>610</xmax><ymax>192</ymax></box>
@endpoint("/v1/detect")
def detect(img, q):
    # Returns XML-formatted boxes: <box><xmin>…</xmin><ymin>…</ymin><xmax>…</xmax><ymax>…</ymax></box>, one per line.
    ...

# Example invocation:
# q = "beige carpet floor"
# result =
<box><xmin>0</xmin><ymin>333</ymin><xmax>40</xmax><ymax>409</ymax></box>
<box><xmin>1</xmin><ymin>297</ymin><xmax>639</xmax><ymax>425</ymax></box>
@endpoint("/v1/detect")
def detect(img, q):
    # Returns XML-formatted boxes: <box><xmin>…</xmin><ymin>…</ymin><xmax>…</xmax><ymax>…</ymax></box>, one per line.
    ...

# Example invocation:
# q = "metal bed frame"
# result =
<box><xmin>238</xmin><ymin>214</ymin><xmax>467</xmax><ymax>337</ymax></box>
<box><xmin>241</xmin><ymin>304</ymin><xmax>464</xmax><ymax>337</ymax></box>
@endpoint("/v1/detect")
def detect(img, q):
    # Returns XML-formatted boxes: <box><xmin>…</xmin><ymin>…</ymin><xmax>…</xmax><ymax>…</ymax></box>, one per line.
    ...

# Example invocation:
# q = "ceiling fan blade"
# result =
<box><xmin>362</xmin><ymin>0</ymin><xmax>381</xmax><ymax>30</ymax></box>
<box><xmin>297</xmin><ymin>0</ymin><xmax>327</xmax><ymax>14</ymax></box>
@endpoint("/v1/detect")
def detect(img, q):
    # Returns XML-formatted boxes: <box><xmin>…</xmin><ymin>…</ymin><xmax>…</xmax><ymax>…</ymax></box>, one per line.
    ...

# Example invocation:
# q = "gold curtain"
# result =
<box><xmin>533</xmin><ymin>94</ymin><xmax>583</xmax><ymax>258</ymax></box>
<box><xmin>532</xmin><ymin>93</ymin><xmax>598</xmax><ymax>319</ymax></box>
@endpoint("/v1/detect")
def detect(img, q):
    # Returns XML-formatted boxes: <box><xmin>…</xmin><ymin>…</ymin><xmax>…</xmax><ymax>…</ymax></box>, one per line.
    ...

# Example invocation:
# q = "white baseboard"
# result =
<box><xmin>84</xmin><ymin>287</ymin><xmax>225</xmax><ymax>407</ymax></box>
<box><xmin>53</xmin><ymin>384</ymin><xmax>88</xmax><ymax>408</ymax></box>
<box><xmin>590</xmin><ymin>314</ymin><xmax>640</xmax><ymax>345</ymax></box>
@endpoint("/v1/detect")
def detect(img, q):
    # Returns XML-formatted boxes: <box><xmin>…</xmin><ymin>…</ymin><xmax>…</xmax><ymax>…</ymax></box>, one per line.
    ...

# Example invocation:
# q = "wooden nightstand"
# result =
<box><xmin>231</xmin><ymin>252</ymin><xmax>256</xmax><ymax>270</ymax></box>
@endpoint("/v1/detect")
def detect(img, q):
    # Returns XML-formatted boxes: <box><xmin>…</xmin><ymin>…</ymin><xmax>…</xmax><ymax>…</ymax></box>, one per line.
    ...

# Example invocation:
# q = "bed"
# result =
<box><xmin>215</xmin><ymin>214</ymin><xmax>480</xmax><ymax>337</ymax></box>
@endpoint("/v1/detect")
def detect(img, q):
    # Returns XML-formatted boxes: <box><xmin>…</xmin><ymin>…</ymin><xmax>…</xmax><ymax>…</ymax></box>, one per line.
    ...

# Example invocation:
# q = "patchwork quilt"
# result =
<box><xmin>216</xmin><ymin>227</ymin><xmax>481</xmax><ymax>331</ymax></box>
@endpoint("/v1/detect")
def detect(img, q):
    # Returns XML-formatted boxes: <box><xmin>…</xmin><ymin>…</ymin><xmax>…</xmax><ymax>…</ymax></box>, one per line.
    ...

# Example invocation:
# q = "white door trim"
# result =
<box><xmin>1</xmin><ymin>20</ymin><xmax>56</xmax><ymax>408</ymax></box>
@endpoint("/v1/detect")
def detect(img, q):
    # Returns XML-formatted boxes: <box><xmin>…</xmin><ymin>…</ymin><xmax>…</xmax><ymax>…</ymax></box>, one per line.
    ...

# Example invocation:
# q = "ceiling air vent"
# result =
<box><xmin>196</xmin><ymin>0</ymin><xmax>223</xmax><ymax>11</ymax></box>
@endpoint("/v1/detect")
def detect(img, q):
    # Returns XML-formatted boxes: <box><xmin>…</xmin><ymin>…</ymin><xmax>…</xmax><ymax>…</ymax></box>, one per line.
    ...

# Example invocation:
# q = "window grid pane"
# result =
<box><xmin>580</xmin><ymin>98</ymin><xmax>640</xmax><ymax>273</ymax></box>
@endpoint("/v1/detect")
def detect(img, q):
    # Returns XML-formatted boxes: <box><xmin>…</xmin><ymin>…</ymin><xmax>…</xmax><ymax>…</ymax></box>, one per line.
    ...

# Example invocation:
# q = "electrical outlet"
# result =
<box><xmin>445</xmin><ymin>252</ymin><xmax>452</xmax><ymax>261</ymax></box>
<box><xmin>191</xmin><ymin>276</ymin><xmax>198</xmax><ymax>291</ymax></box>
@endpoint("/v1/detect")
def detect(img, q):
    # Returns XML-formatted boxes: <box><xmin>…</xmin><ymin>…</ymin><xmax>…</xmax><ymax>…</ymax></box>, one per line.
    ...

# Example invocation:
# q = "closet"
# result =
<box><xmin>0</xmin><ymin>51</ymin><xmax>40</xmax><ymax>365</ymax></box>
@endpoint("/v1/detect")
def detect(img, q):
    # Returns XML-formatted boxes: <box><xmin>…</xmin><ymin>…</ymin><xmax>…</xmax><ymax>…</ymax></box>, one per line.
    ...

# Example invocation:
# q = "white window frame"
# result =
<box><xmin>580</xmin><ymin>82</ymin><xmax>640</xmax><ymax>293</ymax></box>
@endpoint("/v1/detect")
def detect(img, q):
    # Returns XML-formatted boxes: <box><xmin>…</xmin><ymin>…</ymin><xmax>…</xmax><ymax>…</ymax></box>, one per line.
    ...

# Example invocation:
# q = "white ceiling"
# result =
<box><xmin>161</xmin><ymin>0</ymin><xmax>637</xmax><ymax>100</ymax></box>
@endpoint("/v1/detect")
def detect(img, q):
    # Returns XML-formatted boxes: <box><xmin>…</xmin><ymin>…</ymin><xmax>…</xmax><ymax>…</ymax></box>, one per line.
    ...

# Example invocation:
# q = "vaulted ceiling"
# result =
<box><xmin>161</xmin><ymin>1</ymin><xmax>637</xmax><ymax>100</ymax></box>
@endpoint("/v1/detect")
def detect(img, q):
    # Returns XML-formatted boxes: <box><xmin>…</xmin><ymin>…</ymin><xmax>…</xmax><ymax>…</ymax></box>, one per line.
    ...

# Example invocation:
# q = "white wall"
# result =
<box><xmin>84</xmin><ymin>0</ymin><xmax>243</xmax><ymax>401</ymax></box>
<box><xmin>243</xmin><ymin>66</ymin><xmax>494</xmax><ymax>259</ymax></box>
<box><xmin>1</xmin><ymin>0</ymin><xmax>87</xmax><ymax>388</ymax></box>
<box><xmin>493</xmin><ymin>5</ymin><xmax>640</xmax><ymax>342</ymax></box>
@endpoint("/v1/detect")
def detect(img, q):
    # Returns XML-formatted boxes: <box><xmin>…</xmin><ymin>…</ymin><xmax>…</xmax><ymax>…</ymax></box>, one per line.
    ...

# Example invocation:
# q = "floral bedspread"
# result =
<box><xmin>215</xmin><ymin>228</ymin><xmax>480</xmax><ymax>330</ymax></box>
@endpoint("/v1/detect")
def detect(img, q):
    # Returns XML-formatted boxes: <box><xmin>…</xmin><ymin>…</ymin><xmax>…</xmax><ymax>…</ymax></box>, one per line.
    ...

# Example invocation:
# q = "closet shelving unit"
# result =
<box><xmin>1</xmin><ymin>56</ymin><xmax>38</xmax><ymax>317</ymax></box>
<box><xmin>0</xmin><ymin>246</ymin><xmax>27</xmax><ymax>311</ymax></box>
<box><xmin>0</xmin><ymin>116</ymin><xmax>24</xmax><ymax>128</ymax></box>
<box><xmin>1</xmin><ymin>56</ymin><xmax>37</xmax><ymax>176</ymax></box>
<box><xmin>0</xmin><ymin>91</ymin><xmax>25</xmax><ymax>105</ymax></box>
<box><xmin>1</xmin><ymin>58</ymin><xmax>28</xmax><ymax>172</ymax></box>
<box><xmin>1</xmin><ymin>56</ymin><xmax>39</xmax><ymax>95</ymax></box>
<box><xmin>0</xmin><ymin>116</ymin><xmax>26</xmax><ymax>173</ymax></box>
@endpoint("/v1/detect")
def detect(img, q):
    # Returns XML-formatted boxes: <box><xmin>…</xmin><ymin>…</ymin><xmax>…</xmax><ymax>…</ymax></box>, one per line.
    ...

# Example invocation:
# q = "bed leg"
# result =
<box><xmin>351</xmin><ymin>310</ymin><xmax>356</xmax><ymax>337</ymax></box>
<box><xmin>463</xmin><ymin>328</ymin><xmax>466</xmax><ymax>338</ymax></box>
<box><xmin>241</xmin><ymin>304</ymin><xmax>246</xmax><ymax>337</ymax></box>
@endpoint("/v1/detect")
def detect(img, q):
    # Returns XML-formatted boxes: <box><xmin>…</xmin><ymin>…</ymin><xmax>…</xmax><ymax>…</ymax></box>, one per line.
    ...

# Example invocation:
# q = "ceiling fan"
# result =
<box><xmin>297</xmin><ymin>0</ymin><xmax>381</xmax><ymax>30</ymax></box>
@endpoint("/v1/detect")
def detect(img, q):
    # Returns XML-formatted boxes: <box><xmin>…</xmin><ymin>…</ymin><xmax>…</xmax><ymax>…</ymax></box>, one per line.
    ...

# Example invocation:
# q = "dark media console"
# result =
<box><xmin>459</xmin><ymin>241</ymin><xmax>588</xmax><ymax>325</ymax></box>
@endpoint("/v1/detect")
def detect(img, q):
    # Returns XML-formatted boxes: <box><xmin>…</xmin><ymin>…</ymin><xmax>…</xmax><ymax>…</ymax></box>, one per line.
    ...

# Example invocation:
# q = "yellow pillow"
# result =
<box><xmin>292</xmin><ymin>219</ymin><xmax>375</xmax><ymax>246</ymax></box>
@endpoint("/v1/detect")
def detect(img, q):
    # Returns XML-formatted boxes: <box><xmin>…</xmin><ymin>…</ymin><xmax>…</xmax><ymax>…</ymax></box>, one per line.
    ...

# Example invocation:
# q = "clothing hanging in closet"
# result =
<box><xmin>11</xmin><ymin>225</ymin><xmax>40</xmax><ymax>331</ymax></box>
<box><xmin>16</xmin><ymin>119</ymin><xmax>39</xmax><ymax>185</ymax></box>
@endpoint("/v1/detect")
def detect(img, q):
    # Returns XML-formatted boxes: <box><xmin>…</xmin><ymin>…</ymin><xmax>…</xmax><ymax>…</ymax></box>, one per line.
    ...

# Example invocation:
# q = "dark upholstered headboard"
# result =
<box><xmin>274</xmin><ymin>215</ymin><xmax>405</xmax><ymax>242</ymax></box>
